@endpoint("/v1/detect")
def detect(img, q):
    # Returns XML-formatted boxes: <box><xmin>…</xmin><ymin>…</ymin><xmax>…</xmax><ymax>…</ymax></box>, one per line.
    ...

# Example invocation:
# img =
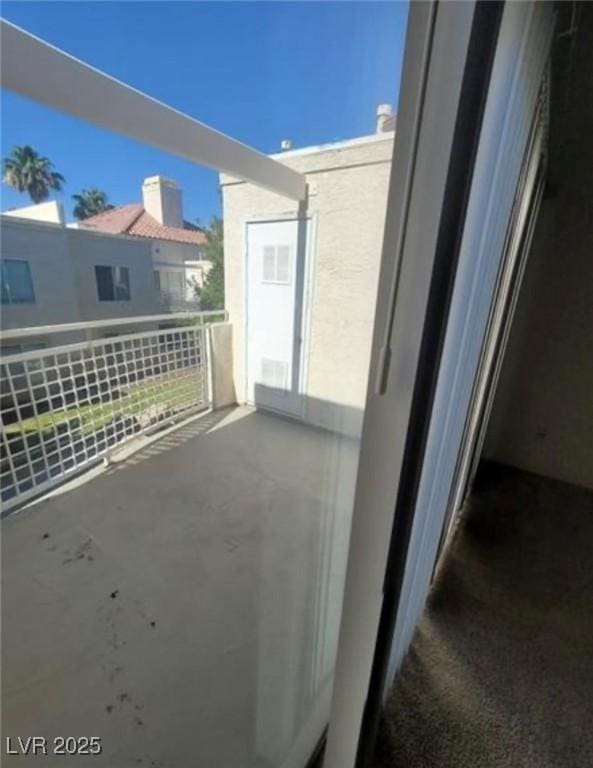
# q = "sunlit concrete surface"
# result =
<box><xmin>2</xmin><ymin>406</ymin><xmax>358</xmax><ymax>767</ymax></box>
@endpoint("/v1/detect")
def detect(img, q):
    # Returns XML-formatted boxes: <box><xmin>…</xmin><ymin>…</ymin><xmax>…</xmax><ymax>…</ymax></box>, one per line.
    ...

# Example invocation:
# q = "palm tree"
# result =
<box><xmin>3</xmin><ymin>145</ymin><xmax>65</xmax><ymax>204</ymax></box>
<box><xmin>72</xmin><ymin>188</ymin><xmax>114</xmax><ymax>220</ymax></box>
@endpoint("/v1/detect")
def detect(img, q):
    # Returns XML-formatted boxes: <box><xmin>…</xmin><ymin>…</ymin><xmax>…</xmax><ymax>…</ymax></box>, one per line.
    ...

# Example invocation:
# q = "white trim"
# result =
<box><xmin>268</xmin><ymin>131</ymin><xmax>395</xmax><ymax>160</ymax></box>
<box><xmin>0</xmin><ymin>214</ymin><xmax>65</xmax><ymax>231</ymax></box>
<box><xmin>183</xmin><ymin>260</ymin><xmax>208</xmax><ymax>267</ymax></box>
<box><xmin>2</xmin><ymin>324</ymin><xmax>196</xmax><ymax>364</ymax></box>
<box><xmin>447</xmin><ymin>94</ymin><xmax>547</xmax><ymax>543</ymax></box>
<box><xmin>152</xmin><ymin>261</ymin><xmax>187</xmax><ymax>271</ymax></box>
<box><xmin>220</xmin><ymin>134</ymin><xmax>395</xmax><ymax>190</ymax></box>
<box><xmin>205</xmin><ymin>325</ymin><xmax>214</xmax><ymax>408</ymax></box>
<box><xmin>0</xmin><ymin>19</ymin><xmax>306</xmax><ymax>201</ymax></box>
<box><xmin>297</xmin><ymin>214</ymin><xmax>317</xmax><ymax>423</ymax></box>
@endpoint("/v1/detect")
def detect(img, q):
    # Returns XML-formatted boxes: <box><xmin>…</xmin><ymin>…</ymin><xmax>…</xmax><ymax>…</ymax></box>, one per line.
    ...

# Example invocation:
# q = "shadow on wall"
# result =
<box><xmin>252</xmin><ymin>383</ymin><xmax>365</xmax><ymax>439</ymax></box>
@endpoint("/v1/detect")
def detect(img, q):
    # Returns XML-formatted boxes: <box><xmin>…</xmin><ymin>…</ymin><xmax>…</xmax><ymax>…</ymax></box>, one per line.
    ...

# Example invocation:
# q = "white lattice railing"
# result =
<box><xmin>1</xmin><ymin>312</ymin><xmax>225</xmax><ymax>513</ymax></box>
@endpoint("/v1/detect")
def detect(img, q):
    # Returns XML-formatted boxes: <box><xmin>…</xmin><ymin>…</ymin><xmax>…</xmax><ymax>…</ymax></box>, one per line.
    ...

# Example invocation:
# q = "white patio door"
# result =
<box><xmin>246</xmin><ymin>218</ymin><xmax>309</xmax><ymax>418</ymax></box>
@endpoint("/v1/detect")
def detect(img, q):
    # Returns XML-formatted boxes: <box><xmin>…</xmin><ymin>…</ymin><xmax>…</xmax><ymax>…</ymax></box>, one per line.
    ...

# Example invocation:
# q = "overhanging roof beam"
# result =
<box><xmin>0</xmin><ymin>20</ymin><xmax>306</xmax><ymax>201</ymax></box>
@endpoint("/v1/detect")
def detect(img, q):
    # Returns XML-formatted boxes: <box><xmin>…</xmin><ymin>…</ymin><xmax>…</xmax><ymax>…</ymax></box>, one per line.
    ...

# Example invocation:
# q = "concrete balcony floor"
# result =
<box><xmin>2</xmin><ymin>406</ymin><xmax>359</xmax><ymax>767</ymax></box>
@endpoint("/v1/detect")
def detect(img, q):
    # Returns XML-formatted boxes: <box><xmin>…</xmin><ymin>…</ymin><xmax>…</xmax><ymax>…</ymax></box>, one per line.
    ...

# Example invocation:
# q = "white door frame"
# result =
<box><xmin>242</xmin><ymin>213</ymin><xmax>316</xmax><ymax>420</ymax></box>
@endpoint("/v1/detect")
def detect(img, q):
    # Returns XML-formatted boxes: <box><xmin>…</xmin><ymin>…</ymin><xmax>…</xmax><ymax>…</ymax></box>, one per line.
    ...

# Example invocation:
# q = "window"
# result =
<box><xmin>95</xmin><ymin>265</ymin><xmax>131</xmax><ymax>301</ymax></box>
<box><xmin>0</xmin><ymin>259</ymin><xmax>35</xmax><ymax>304</ymax></box>
<box><xmin>262</xmin><ymin>244</ymin><xmax>291</xmax><ymax>284</ymax></box>
<box><xmin>155</xmin><ymin>269</ymin><xmax>185</xmax><ymax>297</ymax></box>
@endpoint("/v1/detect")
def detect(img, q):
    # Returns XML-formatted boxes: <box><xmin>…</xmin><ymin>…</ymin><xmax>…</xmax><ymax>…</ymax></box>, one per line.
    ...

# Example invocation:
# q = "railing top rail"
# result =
<box><xmin>0</xmin><ymin>310</ymin><xmax>228</xmax><ymax>342</ymax></box>
<box><xmin>1</xmin><ymin>324</ymin><xmax>207</xmax><ymax>365</ymax></box>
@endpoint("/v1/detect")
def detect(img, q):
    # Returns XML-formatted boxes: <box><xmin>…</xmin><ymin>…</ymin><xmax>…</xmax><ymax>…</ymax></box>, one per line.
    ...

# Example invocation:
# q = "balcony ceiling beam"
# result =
<box><xmin>0</xmin><ymin>20</ymin><xmax>307</xmax><ymax>201</ymax></box>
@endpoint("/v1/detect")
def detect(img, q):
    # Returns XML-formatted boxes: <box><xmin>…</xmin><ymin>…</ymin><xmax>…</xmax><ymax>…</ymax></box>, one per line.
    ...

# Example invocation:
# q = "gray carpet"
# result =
<box><xmin>375</xmin><ymin>463</ymin><xmax>593</xmax><ymax>768</ymax></box>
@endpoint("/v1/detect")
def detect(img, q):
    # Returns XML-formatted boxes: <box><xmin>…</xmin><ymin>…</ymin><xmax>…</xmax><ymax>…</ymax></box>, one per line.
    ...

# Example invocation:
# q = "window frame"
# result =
<box><xmin>0</xmin><ymin>258</ymin><xmax>36</xmax><ymax>305</ymax></box>
<box><xmin>156</xmin><ymin>269</ymin><xmax>186</xmax><ymax>297</ymax></box>
<box><xmin>95</xmin><ymin>264</ymin><xmax>131</xmax><ymax>302</ymax></box>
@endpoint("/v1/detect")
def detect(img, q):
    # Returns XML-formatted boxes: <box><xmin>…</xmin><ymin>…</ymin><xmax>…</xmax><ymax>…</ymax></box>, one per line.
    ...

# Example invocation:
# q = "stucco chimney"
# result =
<box><xmin>376</xmin><ymin>103</ymin><xmax>394</xmax><ymax>133</ymax></box>
<box><xmin>142</xmin><ymin>176</ymin><xmax>183</xmax><ymax>228</ymax></box>
<box><xmin>281</xmin><ymin>139</ymin><xmax>293</xmax><ymax>151</ymax></box>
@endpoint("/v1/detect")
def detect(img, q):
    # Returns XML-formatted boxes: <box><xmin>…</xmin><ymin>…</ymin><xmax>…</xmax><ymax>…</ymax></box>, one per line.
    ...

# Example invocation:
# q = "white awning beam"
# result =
<box><xmin>0</xmin><ymin>20</ymin><xmax>306</xmax><ymax>201</ymax></box>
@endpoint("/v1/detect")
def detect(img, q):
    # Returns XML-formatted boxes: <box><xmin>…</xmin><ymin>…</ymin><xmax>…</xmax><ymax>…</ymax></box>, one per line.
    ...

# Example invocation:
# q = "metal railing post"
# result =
<box><xmin>205</xmin><ymin>324</ymin><xmax>214</xmax><ymax>410</ymax></box>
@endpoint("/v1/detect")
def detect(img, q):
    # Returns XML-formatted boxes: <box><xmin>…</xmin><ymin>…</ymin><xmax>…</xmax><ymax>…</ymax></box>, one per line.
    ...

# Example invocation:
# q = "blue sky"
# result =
<box><xmin>1</xmin><ymin>1</ymin><xmax>408</xmax><ymax>224</ymax></box>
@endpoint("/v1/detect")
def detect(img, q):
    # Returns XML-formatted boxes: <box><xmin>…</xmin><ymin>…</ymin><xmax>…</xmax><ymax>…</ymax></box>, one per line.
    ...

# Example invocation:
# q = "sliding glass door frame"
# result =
<box><xmin>323</xmin><ymin>2</ymin><xmax>487</xmax><ymax>765</ymax></box>
<box><xmin>324</xmin><ymin>2</ymin><xmax>554</xmax><ymax>767</ymax></box>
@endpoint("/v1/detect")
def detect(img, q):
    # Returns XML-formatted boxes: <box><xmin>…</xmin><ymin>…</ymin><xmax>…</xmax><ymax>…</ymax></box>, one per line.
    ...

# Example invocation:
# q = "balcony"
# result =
<box><xmin>1</xmin><ymin>313</ymin><xmax>358</xmax><ymax>766</ymax></box>
<box><xmin>2</xmin><ymin>416</ymin><xmax>356</xmax><ymax>766</ymax></box>
<box><xmin>1</xmin><ymin>315</ymin><xmax>224</xmax><ymax>511</ymax></box>
<box><xmin>0</xmin><ymin>16</ymin><xmax>391</xmax><ymax>766</ymax></box>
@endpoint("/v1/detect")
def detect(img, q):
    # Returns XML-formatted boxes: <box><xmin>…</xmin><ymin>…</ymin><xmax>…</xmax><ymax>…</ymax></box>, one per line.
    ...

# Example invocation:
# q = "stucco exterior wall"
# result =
<box><xmin>150</xmin><ymin>239</ymin><xmax>200</xmax><ymax>267</ymax></box>
<box><xmin>1</xmin><ymin>218</ymin><xmax>80</xmax><ymax>349</ymax></box>
<box><xmin>221</xmin><ymin>133</ymin><xmax>394</xmax><ymax>435</ymax></box>
<box><xmin>68</xmin><ymin>228</ymin><xmax>160</xmax><ymax>324</ymax></box>
<box><xmin>209</xmin><ymin>322</ymin><xmax>235</xmax><ymax>409</ymax></box>
<box><xmin>1</xmin><ymin>217</ymin><xmax>160</xmax><ymax>346</ymax></box>
<box><xmin>3</xmin><ymin>200</ymin><xmax>65</xmax><ymax>225</ymax></box>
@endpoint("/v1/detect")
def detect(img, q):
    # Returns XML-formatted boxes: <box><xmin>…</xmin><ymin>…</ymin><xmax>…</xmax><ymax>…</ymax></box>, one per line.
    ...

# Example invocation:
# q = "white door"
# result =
<box><xmin>246</xmin><ymin>218</ymin><xmax>309</xmax><ymax>418</ymax></box>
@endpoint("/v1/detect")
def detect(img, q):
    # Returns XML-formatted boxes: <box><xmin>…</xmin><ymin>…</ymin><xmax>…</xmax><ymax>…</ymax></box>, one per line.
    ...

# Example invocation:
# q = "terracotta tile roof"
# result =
<box><xmin>127</xmin><ymin>210</ymin><xmax>206</xmax><ymax>245</ymax></box>
<box><xmin>79</xmin><ymin>204</ymin><xmax>206</xmax><ymax>246</ymax></box>
<box><xmin>78</xmin><ymin>203</ymin><xmax>143</xmax><ymax>234</ymax></box>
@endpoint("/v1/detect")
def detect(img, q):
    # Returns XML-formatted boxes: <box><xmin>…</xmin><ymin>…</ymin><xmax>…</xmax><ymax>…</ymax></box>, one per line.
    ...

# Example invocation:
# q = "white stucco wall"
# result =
<box><xmin>3</xmin><ymin>200</ymin><xmax>65</xmax><ymax>225</ymax></box>
<box><xmin>221</xmin><ymin>132</ymin><xmax>394</xmax><ymax>435</ymax></box>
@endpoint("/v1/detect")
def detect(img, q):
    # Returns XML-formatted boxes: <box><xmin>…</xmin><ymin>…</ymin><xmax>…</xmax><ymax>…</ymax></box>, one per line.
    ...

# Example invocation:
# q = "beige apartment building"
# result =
<box><xmin>1</xmin><ymin>176</ymin><xmax>210</xmax><ymax>349</ymax></box>
<box><xmin>221</xmin><ymin>111</ymin><xmax>395</xmax><ymax>436</ymax></box>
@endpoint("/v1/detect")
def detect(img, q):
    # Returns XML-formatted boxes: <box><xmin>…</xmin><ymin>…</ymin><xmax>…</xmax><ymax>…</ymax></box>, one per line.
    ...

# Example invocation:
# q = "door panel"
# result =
<box><xmin>246</xmin><ymin>219</ymin><xmax>309</xmax><ymax>418</ymax></box>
